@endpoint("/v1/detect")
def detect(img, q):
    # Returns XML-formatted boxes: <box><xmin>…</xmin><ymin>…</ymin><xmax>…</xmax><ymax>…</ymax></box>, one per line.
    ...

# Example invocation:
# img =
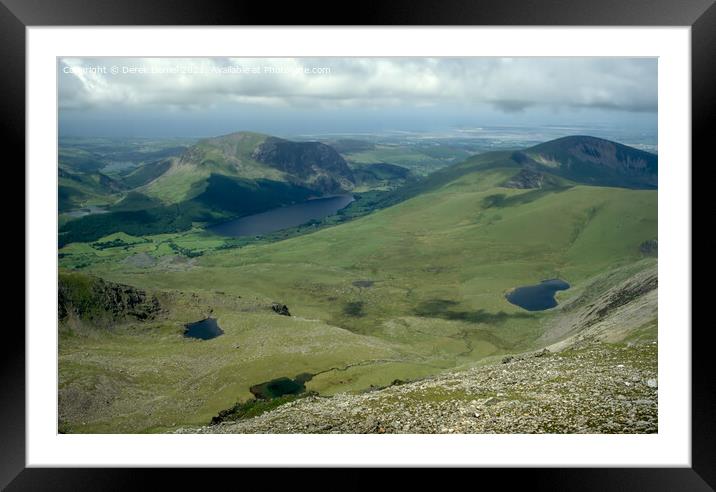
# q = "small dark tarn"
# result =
<box><xmin>250</xmin><ymin>373</ymin><xmax>314</xmax><ymax>399</ymax></box>
<box><xmin>184</xmin><ymin>317</ymin><xmax>224</xmax><ymax>340</ymax></box>
<box><xmin>343</xmin><ymin>301</ymin><xmax>366</xmax><ymax>317</ymax></box>
<box><xmin>352</xmin><ymin>280</ymin><xmax>374</xmax><ymax>288</ymax></box>
<box><xmin>506</xmin><ymin>279</ymin><xmax>570</xmax><ymax>311</ymax></box>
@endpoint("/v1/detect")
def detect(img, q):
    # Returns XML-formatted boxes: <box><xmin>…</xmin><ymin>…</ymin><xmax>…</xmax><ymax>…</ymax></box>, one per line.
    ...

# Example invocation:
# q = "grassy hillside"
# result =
<box><xmin>58</xmin><ymin>174</ymin><xmax>319</xmax><ymax>246</ymax></box>
<box><xmin>121</xmin><ymin>160</ymin><xmax>173</xmax><ymax>189</ymax></box>
<box><xmin>142</xmin><ymin>132</ymin><xmax>354</xmax><ymax>204</ymax></box>
<box><xmin>57</xmin><ymin>132</ymin><xmax>366</xmax><ymax>244</ymax></box>
<box><xmin>182</xmin><ymin>168</ymin><xmax>655</xmax><ymax>336</ymax></box>
<box><xmin>58</xmin><ymin>167</ymin><xmax>126</xmax><ymax>212</ymax></box>
<box><xmin>58</xmin><ymin>203</ymin><xmax>207</xmax><ymax>248</ymax></box>
<box><xmin>58</xmin><ymin>277</ymin><xmax>404</xmax><ymax>433</ymax></box>
<box><xmin>135</xmin><ymin>133</ymin><xmax>275</xmax><ymax>204</ymax></box>
<box><xmin>58</xmin><ymin>133</ymin><xmax>540</xmax><ymax>242</ymax></box>
<box><xmin>351</xmin><ymin>162</ymin><xmax>414</xmax><ymax>191</ymax></box>
<box><xmin>59</xmin><ymin>147</ymin><xmax>106</xmax><ymax>173</ymax></box>
<box><xmin>109</xmin><ymin>191</ymin><xmax>164</xmax><ymax>212</ymax></box>
<box><xmin>58</xmin><ymin>136</ymin><xmax>658</xmax><ymax>433</ymax></box>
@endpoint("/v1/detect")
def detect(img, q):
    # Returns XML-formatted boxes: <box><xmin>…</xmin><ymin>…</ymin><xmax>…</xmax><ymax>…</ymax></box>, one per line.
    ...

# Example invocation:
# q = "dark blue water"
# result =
<box><xmin>506</xmin><ymin>279</ymin><xmax>570</xmax><ymax>311</ymax></box>
<box><xmin>208</xmin><ymin>194</ymin><xmax>354</xmax><ymax>238</ymax></box>
<box><xmin>184</xmin><ymin>318</ymin><xmax>224</xmax><ymax>340</ymax></box>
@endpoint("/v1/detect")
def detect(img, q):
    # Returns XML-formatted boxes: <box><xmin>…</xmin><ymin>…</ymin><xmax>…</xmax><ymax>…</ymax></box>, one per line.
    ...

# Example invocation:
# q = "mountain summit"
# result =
<box><xmin>176</xmin><ymin>131</ymin><xmax>354</xmax><ymax>195</ymax></box>
<box><xmin>517</xmin><ymin>135</ymin><xmax>657</xmax><ymax>189</ymax></box>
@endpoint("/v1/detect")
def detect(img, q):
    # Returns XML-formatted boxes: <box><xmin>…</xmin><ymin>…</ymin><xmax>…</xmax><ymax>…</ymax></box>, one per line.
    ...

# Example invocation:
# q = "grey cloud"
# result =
<box><xmin>58</xmin><ymin>57</ymin><xmax>657</xmax><ymax>114</ymax></box>
<box><xmin>490</xmin><ymin>100</ymin><xmax>535</xmax><ymax>113</ymax></box>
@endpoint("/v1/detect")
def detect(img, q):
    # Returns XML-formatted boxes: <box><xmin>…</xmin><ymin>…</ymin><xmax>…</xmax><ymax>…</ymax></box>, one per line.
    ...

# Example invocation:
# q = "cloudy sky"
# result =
<box><xmin>58</xmin><ymin>57</ymin><xmax>657</xmax><ymax>138</ymax></box>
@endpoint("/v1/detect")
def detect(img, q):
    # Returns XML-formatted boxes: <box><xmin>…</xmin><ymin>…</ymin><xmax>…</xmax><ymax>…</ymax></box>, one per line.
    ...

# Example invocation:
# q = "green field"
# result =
<box><xmin>58</xmin><ymin>149</ymin><xmax>657</xmax><ymax>432</ymax></box>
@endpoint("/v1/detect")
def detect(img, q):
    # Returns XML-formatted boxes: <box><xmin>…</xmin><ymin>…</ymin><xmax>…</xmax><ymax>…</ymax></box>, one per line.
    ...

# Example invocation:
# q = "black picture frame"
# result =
<box><xmin>4</xmin><ymin>0</ymin><xmax>712</xmax><ymax>489</ymax></box>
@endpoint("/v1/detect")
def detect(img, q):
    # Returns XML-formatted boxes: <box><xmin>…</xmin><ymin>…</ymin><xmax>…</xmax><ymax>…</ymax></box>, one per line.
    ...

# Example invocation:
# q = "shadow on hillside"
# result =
<box><xmin>343</xmin><ymin>301</ymin><xmax>366</xmax><ymax>317</ymax></box>
<box><xmin>481</xmin><ymin>185</ymin><xmax>571</xmax><ymax>209</ymax></box>
<box><xmin>414</xmin><ymin>299</ymin><xmax>534</xmax><ymax>324</ymax></box>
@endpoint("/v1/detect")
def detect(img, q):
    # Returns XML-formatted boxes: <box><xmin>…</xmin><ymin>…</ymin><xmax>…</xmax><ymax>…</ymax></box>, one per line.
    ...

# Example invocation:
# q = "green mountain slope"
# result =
<box><xmin>59</xmin><ymin>132</ymin><xmax>357</xmax><ymax>245</ymax></box>
<box><xmin>193</xmin><ymin>169</ymin><xmax>655</xmax><ymax>334</ymax></box>
<box><xmin>369</xmin><ymin>135</ymin><xmax>656</xmax><ymax>211</ymax></box>
<box><xmin>58</xmin><ymin>135</ymin><xmax>658</xmax><ymax>433</ymax></box>
<box><xmin>109</xmin><ymin>191</ymin><xmax>164</xmax><ymax>212</ymax></box>
<box><xmin>351</xmin><ymin>162</ymin><xmax>414</xmax><ymax>190</ymax></box>
<box><xmin>59</xmin><ymin>147</ymin><xmax>106</xmax><ymax>173</ymax></box>
<box><xmin>142</xmin><ymin>132</ymin><xmax>355</xmax><ymax>204</ymax></box>
<box><xmin>58</xmin><ymin>167</ymin><xmax>127</xmax><ymax>212</ymax></box>
<box><xmin>121</xmin><ymin>159</ymin><xmax>173</xmax><ymax>189</ymax></box>
<box><xmin>79</xmin><ymin>138</ymin><xmax>656</xmax><ymax>345</ymax></box>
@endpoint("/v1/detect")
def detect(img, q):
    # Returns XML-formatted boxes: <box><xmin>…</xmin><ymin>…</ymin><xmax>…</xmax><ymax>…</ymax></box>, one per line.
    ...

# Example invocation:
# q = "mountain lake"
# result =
<box><xmin>505</xmin><ymin>279</ymin><xmax>570</xmax><ymax>311</ymax></box>
<box><xmin>184</xmin><ymin>318</ymin><xmax>224</xmax><ymax>340</ymax></box>
<box><xmin>207</xmin><ymin>194</ymin><xmax>354</xmax><ymax>237</ymax></box>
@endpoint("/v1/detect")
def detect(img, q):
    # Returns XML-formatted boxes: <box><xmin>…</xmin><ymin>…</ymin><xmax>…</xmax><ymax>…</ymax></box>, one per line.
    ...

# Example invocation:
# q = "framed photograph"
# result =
<box><xmin>7</xmin><ymin>0</ymin><xmax>712</xmax><ymax>488</ymax></box>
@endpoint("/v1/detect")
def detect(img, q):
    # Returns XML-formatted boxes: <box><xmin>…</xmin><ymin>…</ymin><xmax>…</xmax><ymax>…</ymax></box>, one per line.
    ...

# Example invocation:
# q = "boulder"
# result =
<box><xmin>271</xmin><ymin>303</ymin><xmax>291</xmax><ymax>316</ymax></box>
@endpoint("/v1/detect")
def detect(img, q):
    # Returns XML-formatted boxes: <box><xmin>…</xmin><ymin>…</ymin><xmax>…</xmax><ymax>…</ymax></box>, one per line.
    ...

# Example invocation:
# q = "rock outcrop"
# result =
<box><xmin>271</xmin><ymin>303</ymin><xmax>291</xmax><ymax>316</ymax></box>
<box><xmin>59</xmin><ymin>271</ymin><xmax>161</xmax><ymax>322</ymax></box>
<box><xmin>503</xmin><ymin>168</ymin><xmax>547</xmax><ymax>189</ymax></box>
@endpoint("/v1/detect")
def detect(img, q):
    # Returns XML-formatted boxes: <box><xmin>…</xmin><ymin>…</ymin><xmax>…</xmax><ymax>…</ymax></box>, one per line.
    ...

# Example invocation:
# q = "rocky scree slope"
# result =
<box><xmin>181</xmin><ymin>343</ymin><xmax>656</xmax><ymax>434</ymax></box>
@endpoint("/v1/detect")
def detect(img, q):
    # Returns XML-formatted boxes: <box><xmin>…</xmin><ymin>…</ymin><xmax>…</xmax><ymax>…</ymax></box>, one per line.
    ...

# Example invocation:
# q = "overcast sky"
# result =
<box><xmin>58</xmin><ymin>57</ymin><xmax>657</xmax><ymax>138</ymax></box>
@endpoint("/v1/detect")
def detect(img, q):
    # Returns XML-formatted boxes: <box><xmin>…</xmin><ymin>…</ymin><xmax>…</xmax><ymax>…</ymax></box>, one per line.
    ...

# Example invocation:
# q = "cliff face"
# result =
<box><xmin>252</xmin><ymin>137</ymin><xmax>355</xmax><ymax>194</ymax></box>
<box><xmin>59</xmin><ymin>271</ymin><xmax>161</xmax><ymax>322</ymax></box>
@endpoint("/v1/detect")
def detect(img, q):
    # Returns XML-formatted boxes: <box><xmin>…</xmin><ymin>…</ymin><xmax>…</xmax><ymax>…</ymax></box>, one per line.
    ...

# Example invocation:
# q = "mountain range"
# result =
<box><xmin>58</xmin><ymin>133</ymin><xmax>657</xmax><ymax>247</ymax></box>
<box><xmin>58</xmin><ymin>131</ymin><xmax>658</xmax><ymax>434</ymax></box>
